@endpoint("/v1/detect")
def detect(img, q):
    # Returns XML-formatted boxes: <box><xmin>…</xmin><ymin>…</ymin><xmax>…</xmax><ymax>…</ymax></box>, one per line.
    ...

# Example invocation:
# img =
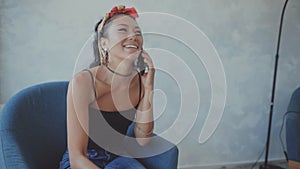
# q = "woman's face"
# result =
<box><xmin>101</xmin><ymin>15</ymin><xmax>143</xmax><ymax>62</ymax></box>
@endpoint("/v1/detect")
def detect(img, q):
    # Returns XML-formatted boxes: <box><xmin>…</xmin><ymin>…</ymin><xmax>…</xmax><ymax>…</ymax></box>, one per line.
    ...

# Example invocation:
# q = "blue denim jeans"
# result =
<box><xmin>59</xmin><ymin>122</ymin><xmax>178</xmax><ymax>169</ymax></box>
<box><xmin>59</xmin><ymin>149</ymin><xmax>146</xmax><ymax>169</ymax></box>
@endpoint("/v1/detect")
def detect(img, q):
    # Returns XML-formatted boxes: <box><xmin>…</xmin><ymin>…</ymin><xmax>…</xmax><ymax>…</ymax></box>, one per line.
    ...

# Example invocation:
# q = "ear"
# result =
<box><xmin>99</xmin><ymin>37</ymin><xmax>109</xmax><ymax>50</ymax></box>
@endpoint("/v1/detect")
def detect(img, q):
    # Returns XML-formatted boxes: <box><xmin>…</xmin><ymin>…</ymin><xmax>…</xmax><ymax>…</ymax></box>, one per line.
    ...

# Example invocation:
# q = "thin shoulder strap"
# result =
<box><xmin>82</xmin><ymin>69</ymin><xmax>97</xmax><ymax>100</ymax></box>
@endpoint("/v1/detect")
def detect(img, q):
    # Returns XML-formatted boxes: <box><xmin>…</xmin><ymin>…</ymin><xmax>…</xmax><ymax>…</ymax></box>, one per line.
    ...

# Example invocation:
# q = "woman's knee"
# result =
<box><xmin>105</xmin><ymin>156</ymin><xmax>146</xmax><ymax>169</ymax></box>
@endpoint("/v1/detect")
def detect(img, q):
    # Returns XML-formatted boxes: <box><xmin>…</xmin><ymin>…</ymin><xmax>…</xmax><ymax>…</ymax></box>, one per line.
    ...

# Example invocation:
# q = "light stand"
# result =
<box><xmin>259</xmin><ymin>0</ymin><xmax>289</xmax><ymax>169</ymax></box>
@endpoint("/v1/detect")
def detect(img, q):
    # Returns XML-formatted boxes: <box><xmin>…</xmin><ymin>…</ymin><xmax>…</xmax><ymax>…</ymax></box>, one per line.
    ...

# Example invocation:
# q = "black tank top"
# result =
<box><xmin>82</xmin><ymin>69</ymin><xmax>142</xmax><ymax>150</ymax></box>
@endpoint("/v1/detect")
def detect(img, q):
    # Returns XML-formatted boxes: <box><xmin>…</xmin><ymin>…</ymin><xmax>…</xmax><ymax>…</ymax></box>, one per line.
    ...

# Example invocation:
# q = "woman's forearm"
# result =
<box><xmin>135</xmin><ymin>89</ymin><xmax>154</xmax><ymax>144</ymax></box>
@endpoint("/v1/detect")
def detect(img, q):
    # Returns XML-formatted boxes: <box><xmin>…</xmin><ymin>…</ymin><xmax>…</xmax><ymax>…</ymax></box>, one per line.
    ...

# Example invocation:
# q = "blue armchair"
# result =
<box><xmin>0</xmin><ymin>81</ymin><xmax>178</xmax><ymax>169</ymax></box>
<box><xmin>0</xmin><ymin>82</ymin><xmax>69</xmax><ymax>169</ymax></box>
<box><xmin>286</xmin><ymin>87</ymin><xmax>300</xmax><ymax>168</ymax></box>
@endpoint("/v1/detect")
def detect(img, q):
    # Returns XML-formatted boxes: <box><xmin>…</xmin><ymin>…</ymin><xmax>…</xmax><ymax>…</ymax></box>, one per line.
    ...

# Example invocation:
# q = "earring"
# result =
<box><xmin>101</xmin><ymin>48</ymin><xmax>109</xmax><ymax>65</ymax></box>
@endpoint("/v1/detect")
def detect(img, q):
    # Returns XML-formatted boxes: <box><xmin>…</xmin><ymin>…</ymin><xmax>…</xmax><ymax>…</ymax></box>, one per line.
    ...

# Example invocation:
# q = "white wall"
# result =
<box><xmin>1</xmin><ymin>0</ymin><xmax>300</xmax><ymax>168</ymax></box>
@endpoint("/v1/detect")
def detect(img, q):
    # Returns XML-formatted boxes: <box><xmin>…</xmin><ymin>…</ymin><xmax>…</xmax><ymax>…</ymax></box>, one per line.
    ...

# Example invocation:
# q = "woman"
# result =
<box><xmin>59</xmin><ymin>5</ymin><xmax>178</xmax><ymax>169</ymax></box>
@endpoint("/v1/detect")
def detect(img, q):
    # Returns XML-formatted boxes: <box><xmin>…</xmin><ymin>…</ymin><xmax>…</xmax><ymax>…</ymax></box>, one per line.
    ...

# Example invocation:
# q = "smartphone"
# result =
<box><xmin>135</xmin><ymin>48</ymin><xmax>148</xmax><ymax>75</ymax></box>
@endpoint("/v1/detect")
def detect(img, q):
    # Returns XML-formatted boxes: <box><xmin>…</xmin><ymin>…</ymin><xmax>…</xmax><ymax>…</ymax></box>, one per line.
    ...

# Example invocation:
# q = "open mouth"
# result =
<box><xmin>123</xmin><ymin>44</ymin><xmax>138</xmax><ymax>49</ymax></box>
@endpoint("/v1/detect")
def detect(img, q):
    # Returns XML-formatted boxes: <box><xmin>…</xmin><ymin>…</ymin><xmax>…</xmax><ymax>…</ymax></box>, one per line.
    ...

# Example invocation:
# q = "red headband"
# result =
<box><xmin>109</xmin><ymin>5</ymin><xmax>138</xmax><ymax>18</ymax></box>
<box><xmin>97</xmin><ymin>5</ymin><xmax>139</xmax><ymax>33</ymax></box>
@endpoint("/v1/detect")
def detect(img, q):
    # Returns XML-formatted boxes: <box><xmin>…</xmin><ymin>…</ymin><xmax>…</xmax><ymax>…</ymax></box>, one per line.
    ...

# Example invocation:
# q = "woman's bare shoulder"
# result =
<box><xmin>72</xmin><ymin>67</ymin><xmax>110</xmax><ymax>97</ymax></box>
<box><xmin>67</xmin><ymin>70</ymin><xmax>97</xmax><ymax>100</ymax></box>
<box><xmin>71</xmin><ymin>70</ymin><xmax>94</xmax><ymax>87</ymax></box>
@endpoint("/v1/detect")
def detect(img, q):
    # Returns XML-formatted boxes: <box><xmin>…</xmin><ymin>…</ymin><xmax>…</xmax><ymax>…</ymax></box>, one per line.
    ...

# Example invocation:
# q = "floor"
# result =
<box><xmin>179</xmin><ymin>160</ymin><xmax>288</xmax><ymax>169</ymax></box>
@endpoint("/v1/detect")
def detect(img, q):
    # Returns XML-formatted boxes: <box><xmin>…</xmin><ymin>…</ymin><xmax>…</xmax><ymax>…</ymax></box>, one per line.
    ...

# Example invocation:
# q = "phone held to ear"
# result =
<box><xmin>135</xmin><ymin>48</ymin><xmax>148</xmax><ymax>75</ymax></box>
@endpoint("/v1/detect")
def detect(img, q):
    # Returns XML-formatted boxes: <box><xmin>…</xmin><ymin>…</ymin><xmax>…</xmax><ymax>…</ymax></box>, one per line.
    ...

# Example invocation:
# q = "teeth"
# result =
<box><xmin>124</xmin><ymin>45</ymin><xmax>137</xmax><ymax>49</ymax></box>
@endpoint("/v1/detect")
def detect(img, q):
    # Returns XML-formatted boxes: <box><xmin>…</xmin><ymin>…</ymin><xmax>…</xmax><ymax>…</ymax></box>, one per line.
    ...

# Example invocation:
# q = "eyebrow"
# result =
<box><xmin>116</xmin><ymin>23</ymin><xmax>140</xmax><ymax>29</ymax></box>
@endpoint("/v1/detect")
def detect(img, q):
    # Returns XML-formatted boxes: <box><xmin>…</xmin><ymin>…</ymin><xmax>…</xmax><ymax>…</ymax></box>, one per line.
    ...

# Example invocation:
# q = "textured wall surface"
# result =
<box><xmin>1</xmin><ymin>0</ymin><xmax>300</xmax><ymax>168</ymax></box>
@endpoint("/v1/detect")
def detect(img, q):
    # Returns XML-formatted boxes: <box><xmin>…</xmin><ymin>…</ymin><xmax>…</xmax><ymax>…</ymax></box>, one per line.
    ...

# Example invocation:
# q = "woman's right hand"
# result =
<box><xmin>139</xmin><ymin>50</ymin><xmax>155</xmax><ymax>91</ymax></box>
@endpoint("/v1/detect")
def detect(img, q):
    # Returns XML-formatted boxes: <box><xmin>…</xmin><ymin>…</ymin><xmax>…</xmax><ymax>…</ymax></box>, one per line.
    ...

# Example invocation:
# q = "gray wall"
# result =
<box><xmin>1</xmin><ymin>0</ymin><xmax>300</xmax><ymax>168</ymax></box>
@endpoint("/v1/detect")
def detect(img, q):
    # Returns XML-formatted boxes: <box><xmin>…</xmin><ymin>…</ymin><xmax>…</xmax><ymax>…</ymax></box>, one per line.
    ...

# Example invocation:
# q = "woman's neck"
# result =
<box><xmin>106</xmin><ymin>61</ymin><xmax>134</xmax><ymax>77</ymax></box>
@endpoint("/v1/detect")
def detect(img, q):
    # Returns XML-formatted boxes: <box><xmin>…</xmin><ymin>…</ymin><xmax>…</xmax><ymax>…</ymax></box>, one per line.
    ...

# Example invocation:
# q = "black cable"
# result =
<box><xmin>279</xmin><ymin>111</ymin><xmax>290</xmax><ymax>162</ymax></box>
<box><xmin>249</xmin><ymin>113</ymin><xmax>290</xmax><ymax>169</ymax></box>
<box><xmin>250</xmin><ymin>147</ymin><xmax>266</xmax><ymax>169</ymax></box>
<box><xmin>250</xmin><ymin>111</ymin><xmax>292</xmax><ymax>169</ymax></box>
<box><xmin>279</xmin><ymin>111</ymin><xmax>300</xmax><ymax>162</ymax></box>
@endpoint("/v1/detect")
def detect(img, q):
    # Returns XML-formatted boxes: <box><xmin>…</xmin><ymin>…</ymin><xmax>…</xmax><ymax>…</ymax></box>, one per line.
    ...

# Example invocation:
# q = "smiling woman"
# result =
<box><xmin>58</xmin><ymin>5</ymin><xmax>178</xmax><ymax>169</ymax></box>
